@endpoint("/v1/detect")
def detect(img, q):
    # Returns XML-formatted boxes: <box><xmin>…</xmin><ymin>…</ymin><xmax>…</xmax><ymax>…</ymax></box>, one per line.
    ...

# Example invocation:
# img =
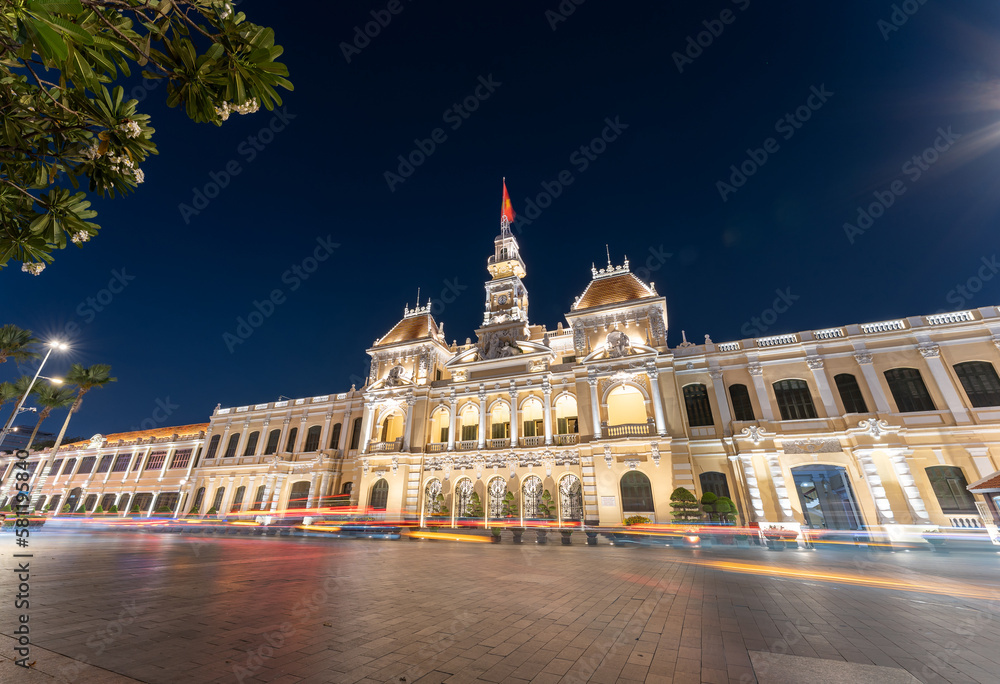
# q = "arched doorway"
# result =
<box><xmin>559</xmin><ymin>474</ymin><xmax>583</xmax><ymax>522</ymax></box>
<box><xmin>369</xmin><ymin>479</ymin><xmax>389</xmax><ymax>511</ymax></box>
<box><xmin>791</xmin><ymin>465</ymin><xmax>862</xmax><ymax>530</ymax></box>
<box><xmin>287</xmin><ymin>481</ymin><xmax>311</xmax><ymax>509</ymax></box>
<box><xmin>65</xmin><ymin>487</ymin><xmax>82</xmax><ymax>512</ymax></box>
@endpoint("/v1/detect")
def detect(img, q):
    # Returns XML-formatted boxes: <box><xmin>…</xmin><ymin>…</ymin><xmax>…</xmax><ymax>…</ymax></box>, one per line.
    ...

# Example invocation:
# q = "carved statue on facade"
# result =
<box><xmin>606</xmin><ymin>330</ymin><xmax>631</xmax><ymax>358</ymax></box>
<box><xmin>384</xmin><ymin>365</ymin><xmax>407</xmax><ymax>387</ymax></box>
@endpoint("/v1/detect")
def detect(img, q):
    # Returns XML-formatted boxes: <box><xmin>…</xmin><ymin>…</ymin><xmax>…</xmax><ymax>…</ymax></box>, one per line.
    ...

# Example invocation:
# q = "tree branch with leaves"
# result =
<box><xmin>1</xmin><ymin>0</ymin><xmax>292</xmax><ymax>272</ymax></box>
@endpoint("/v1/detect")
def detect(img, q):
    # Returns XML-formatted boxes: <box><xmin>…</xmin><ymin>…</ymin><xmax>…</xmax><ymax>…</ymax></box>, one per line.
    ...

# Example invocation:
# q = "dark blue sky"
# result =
<box><xmin>6</xmin><ymin>1</ymin><xmax>1000</xmax><ymax>437</ymax></box>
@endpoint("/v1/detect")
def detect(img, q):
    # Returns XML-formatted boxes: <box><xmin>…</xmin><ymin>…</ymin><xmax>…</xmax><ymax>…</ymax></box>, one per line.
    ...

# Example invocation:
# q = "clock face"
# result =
<box><xmin>498</xmin><ymin>294</ymin><xmax>509</xmax><ymax>305</ymax></box>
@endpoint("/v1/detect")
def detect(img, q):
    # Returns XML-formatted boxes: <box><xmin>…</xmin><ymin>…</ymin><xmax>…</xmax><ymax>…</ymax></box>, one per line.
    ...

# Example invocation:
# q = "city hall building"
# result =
<box><xmin>6</xmin><ymin>219</ymin><xmax>1000</xmax><ymax>543</ymax></box>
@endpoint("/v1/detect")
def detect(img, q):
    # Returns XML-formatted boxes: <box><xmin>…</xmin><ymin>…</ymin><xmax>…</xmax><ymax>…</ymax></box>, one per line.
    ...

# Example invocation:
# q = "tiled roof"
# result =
<box><xmin>573</xmin><ymin>273</ymin><xmax>656</xmax><ymax>311</ymax></box>
<box><xmin>377</xmin><ymin>314</ymin><xmax>439</xmax><ymax>346</ymax></box>
<box><xmin>64</xmin><ymin>423</ymin><xmax>209</xmax><ymax>448</ymax></box>
<box><xmin>968</xmin><ymin>470</ymin><xmax>1000</xmax><ymax>492</ymax></box>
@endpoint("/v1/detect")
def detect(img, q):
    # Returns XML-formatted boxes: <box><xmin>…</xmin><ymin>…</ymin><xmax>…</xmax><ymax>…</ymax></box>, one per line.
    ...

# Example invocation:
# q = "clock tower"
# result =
<box><xmin>475</xmin><ymin>184</ymin><xmax>530</xmax><ymax>359</ymax></box>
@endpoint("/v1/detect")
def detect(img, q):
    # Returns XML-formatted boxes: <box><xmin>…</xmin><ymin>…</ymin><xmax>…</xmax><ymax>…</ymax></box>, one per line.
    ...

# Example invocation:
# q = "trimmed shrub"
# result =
<box><xmin>669</xmin><ymin>487</ymin><xmax>701</xmax><ymax>522</ymax></box>
<box><xmin>623</xmin><ymin>515</ymin><xmax>651</xmax><ymax>526</ymax></box>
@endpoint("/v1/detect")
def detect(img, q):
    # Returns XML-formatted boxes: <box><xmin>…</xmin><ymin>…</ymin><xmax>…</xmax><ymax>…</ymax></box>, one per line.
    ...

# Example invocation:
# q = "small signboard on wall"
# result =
<box><xmin>600</xmin><ymin>496</ymin><xmax>616</xmax><ymax>507</ymax></box>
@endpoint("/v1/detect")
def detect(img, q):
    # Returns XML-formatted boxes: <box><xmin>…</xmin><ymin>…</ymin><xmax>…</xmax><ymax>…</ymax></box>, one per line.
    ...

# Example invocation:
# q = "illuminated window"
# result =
<box><xmin>170</xmin><ymin>449</ymin><xmax>192</xmax><ymax>469</ymax></box>
<box><xmin>607</xmin><ymin>385</ymin><xmax>646</xmax><ymax>425</ymax></box>
<box><xmin>144</xmin><ymin>451</ymin><xmax>166</xmax><ymax>471</ymax></box>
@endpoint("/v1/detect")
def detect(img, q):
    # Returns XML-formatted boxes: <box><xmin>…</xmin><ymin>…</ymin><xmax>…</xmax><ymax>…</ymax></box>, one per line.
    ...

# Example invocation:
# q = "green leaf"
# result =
<box><xmin>37</xmin><ymin>14</ymin><xmax>94</xmax><ymax>46</ymax></box>
<box><xmin>25</xmin><ymin>17</ymin><xmax>69</xmax><ymax>61</ymax></box>
<box><xmin>27</xmin><ymin>0</ymin><xmax>84</xmax><ymax>15</ymax></box>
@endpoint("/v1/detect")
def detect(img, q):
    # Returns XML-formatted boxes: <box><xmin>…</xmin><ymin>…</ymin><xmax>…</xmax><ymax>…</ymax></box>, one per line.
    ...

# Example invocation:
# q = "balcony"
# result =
<box><xmin>555</xmin><ymin>433</ymin><xmax>579</xmax><ymax>445</ymax></box>
<box><xmin>427</xmin><ymin>443</ymin><xmax>447</xmax><ymax>453</ymax></box>
<box><xmin>521</xmin><ymin>436</ymin><xmax>544</xmax><ymax>447</ymax></box>
<box><xmin>368</xmin><ymin>438</ymin><xmax>403</xmax><ymax>453</ymax></box>
<box><xmin>601</xmin><ymin>420</ymin><xmax>655</xmax><ymax>439</ymax></box>
<box><xmin>487</xmin><ymin>438</ymin><xmax>510</xmax><ymax>450</ymax></box>
<box><xmin>456</xmin><ymin>440</ymin><xmax>478</xmax><ymax>451</ymax></box>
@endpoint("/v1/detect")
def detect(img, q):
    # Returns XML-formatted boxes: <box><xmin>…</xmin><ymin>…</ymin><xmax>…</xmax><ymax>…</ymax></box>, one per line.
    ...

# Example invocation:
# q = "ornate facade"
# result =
<box><xmin>6</xmin><ymin>219</ymin><xmax>1000</xmax><ymax>543</ymax></box>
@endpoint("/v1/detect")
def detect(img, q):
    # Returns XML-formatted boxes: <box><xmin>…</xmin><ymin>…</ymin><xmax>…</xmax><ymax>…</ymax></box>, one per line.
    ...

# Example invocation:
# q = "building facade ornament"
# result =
<box><xmin>857</xmin><ymin>417</ymin><xmax>895</xmax><ymax>440</ymax></box>
<box><xmin>747</xmin><ymin>363</ymin><xmax>763</xmax><ymax>376</ymax></box>
<box><xmin>781</xmin><ymin>439</ymin><xmax>842</xmax><ymax>454</ymax></box>
<box><xmin>805</xmin><ymin>356</ymin><xmax>824</xmax><ymax>370</ymax></box>
<box><xmin>739</xmin><ymin>425</ymin><xmax>768</xmax><ymax>445</ymax></box>
<box><xmin>918</xmin><ymin>343</ymin><xmax>941</xmax><ymax>358</ymax></box>
<box><xmin>854</xmin><ymin>351</ymin><xmax>873</xmax><ymax>365</ymax></box>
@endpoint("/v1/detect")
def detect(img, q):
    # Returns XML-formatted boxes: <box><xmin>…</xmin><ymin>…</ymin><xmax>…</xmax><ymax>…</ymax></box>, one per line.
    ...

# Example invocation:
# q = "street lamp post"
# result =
<box><xmin>0</xmin><ymin>341</ymin><xmax>68</xmax><ymax>449</ymax></box>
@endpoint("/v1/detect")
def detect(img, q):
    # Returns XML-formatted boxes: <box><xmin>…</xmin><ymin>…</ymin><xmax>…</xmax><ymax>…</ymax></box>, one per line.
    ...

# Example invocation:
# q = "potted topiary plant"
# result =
<box><xmin>670</xmin><ymin>487</ymin><xmax>701</xmax><ymax>523</ymax></box>
<box><xmin>618</xmin><ymin>515</ymin><xmax>650</xmax><ymax>544</ymax></box>
<box><xmin>94</xmin><ymin>505</ymin><xmax>104</xmax><ymax>515</ymax></box>
<box><xmin>501</xmin><ymin>491</ymin><xmax>522</xmax><ymax>543</ymax></box>
<box><xmin>536</xmin><ymin>490</ymin><xmax>556</xmax><ymax>543</ymax></box>
<box><xmin>62</xmin><ymin>504</ymin><xmax>71</xmax><ymax>513</ymax></box>
<box><xmin>490</xmin><ymin>527</ymin><xmax>502</xmax><ymax>543</ymax></box>
<box><xmin>700</xmin><ymin>491</ymin><xmax>718</xmax><ymax>522</ymax></box>
<box><xmin>108</xmin><ymin>505</ymin><xmax>118</xmax><ymax>514</ymax></box>
<box><xmin>560</xmin><ymin>529</ymin><xmax>573</xmax><ymax>545</ymax></box>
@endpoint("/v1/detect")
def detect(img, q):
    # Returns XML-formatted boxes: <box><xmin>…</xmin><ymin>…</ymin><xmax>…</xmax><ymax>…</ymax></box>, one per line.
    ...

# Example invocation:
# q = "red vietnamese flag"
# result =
<box><xmin>501</xmin><ymin>178</ymin><xmax>516</xmax><ymax>225</ymax></box>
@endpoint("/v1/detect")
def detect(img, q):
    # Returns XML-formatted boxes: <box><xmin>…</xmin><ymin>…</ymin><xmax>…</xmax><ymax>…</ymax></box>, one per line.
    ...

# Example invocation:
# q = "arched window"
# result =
<box><xmin>560</xmin><ymin>474</ymin><xmax>583</xmax><ymax>521</ymax></box>
<box><xmin>206</xmin><ymin>434</ymin><xmax>221</xmax><ymax>459</ymax></box>
<box><xmin>522</xmin><ymin>475</ymin><xmax>543</xmax><ymax>519</ymax></box>
<box><xmin>243</xmin><ymin>431</ymin><xmax>260</xmax><ymax>456</ymax></box>
<box><xmin>329</xmin><ymin>423</ymin><xmax>342</xmax><ymax>449</ymax></box>
<box><xmin>429</xmin><ymin>408</ymin><xmax>450</xmax><ymax>444</ymax></box>
<box><xmin>728</xmin><ymin>384</ymin><xmax>755</xmax><ymax>421</ymax></box>
<box><xmin>489</xmin><ymin>403</ymin><xmax>510</xmax><ymax>439</ymax></box>
<box><xmin>231</xmin><ymin>486</ymin><xmax>246</xmax><ymax>512</ymax></box>
<box><xmin>521</xmin><ymin>398</ymin><xmax>543</xmax><ymax>437</ymax></box>
<box><xmin>460</xmin><ymin>404</ymin><xmax>479</xmax><ymax>441</ymax></box>
<box><xmin>349</xmin><ymin>417</ymin><xmax>363</xmax><ymax>450</ymax></box>
<box><xmin>369</xmin><ymin>479</ymin><xmax>388</xmax><ymax>510</ymax></box>
<box><xmin>304</xmin><ymin>425</ymin><xmax>322</xmax><ymax>452</ymax></box>
<box><xmin>223</xmin><ymin>434</ymin><xmax>240</xmax><ymax>459</ymax></box>
<box><xmin>555</xmin><ymin>395</ymin><xmax>579</xmax><ymax>434</ymax></box>
<box><xmin>342</xmin><ymin>481</ymin><xmax>353</xmax><ymax>495</ymax></box>
<box><xmin>252</xmin><ymin>485</ymin><xmax>266</xmax><ymax>510</ymax></box>
<box><xmin>211</xmin><ymin>487</ymin><xmax>225</xmax><ymax>511</ymax></box>
<box><xmin>288</xmin><ymin>481</ymin><xmax>311</xmax><ymax>509</ymax></box>
<box><xmin>954</xmin><ymin>361</ymin><xmax>1000</xmax><ymax>408</ymax></box>
<box><xmin>620</xmin><ymin>471</ymin><xmax>653</xmax><ymax>513</ymax></box>
<box><xmin>884</xmin><ymin>368</ymin><xmax>935</xmax><ymax>413</ymax></box>
<box><xmin>773</xmin><ymin>379</ymin><xmax>818</xmax><ymax>420</ymax></box>
<box><xmin>455</xmin><ymin>479</ymin><xmax>474</xmax><ymax>517</ymax></box>
<box><xmin>264</xmin><ymin>429</ymin><xmax>281</xmax><ymax>455</ymax></box>
<box><xmin>100</xmin><ymin>493</ymin><xmax>116</xmax><ymax>510</ymax></box>
<box><xmin>834</xmin><ymin>374</ymin><xmax>868</xmax><ymax>414</ymax></box>
<box><xmin>192</xmin><ymin>487</ymin><xmax>205</xmax><ymax>512</ymax></box>
<box><xmin>285</xmin><ymin>427</ymin><xmax>298</xmax><ymax>452</ymax></box>
<box><xmin>607</xmin><ymin>385</ymin><xmax>647</xmax><ymax>425</ymax></box>
<box><xmin>683</xmin><ymin>384</ymin><xmax>714</xmax><ymax>427</ymax></box>
<box><xmin>925</xmin><ymin>466</ymin><xmax>976</xmax><ymax>513</ymax></box>
<box><xmin>699</xmin><ymin>471</ymin><xmax>730</xmax><ymax>498</ymax></box>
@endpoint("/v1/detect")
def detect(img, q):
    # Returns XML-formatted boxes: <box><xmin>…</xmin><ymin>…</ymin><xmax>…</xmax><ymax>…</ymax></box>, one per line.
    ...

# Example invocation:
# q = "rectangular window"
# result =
<box><xmin>145</xmin><ymin>451</ymin><xmax>167</xmax><ymax>471</ymax></box>
<box><xmin>683</xmin><ymin>384</ymin><xmax>714</xmax><ymax>427</ymax></box>
<box><xmin>491</xmin><ymin>422</ymin><xmax>509</xmax><ymax>439</ymax></box>
<box><xmin>440</xmin><ymin>426</ymin><xmax>449</xmax><ymax>443</ymax></box>
<box><xmin>461</xmin><ymin>424</ymin><xmax>478</xmax><ymax>441</ymax></box>
<box><xmin>728</xmin><ymin>384</ymin><xmax>755</xmax><ymax>421</ymax></box>
<box><xmin>96</xmin><ymin>455</ymin><xmax>113</xmax><ymax>473</ymax></box>
<box><xmin>131</xmin><ymin>453</ymin><xmax>143</xmax><ymax>470</ymax></box>
<box><xmin>170</xmin><ymin>449</ymin><xmax>192</xmax><ymax>469</ymax></box>
<box><xmin>112</xmin><ymin>454</ymin><xmax>132</xmax><ymax>472</ymax></box>
<box><xmin>523</xmin><ymin>420</ymin><xmax>536</xmax><ymax>437</ymax></box>
<box><xmin>77</xmin><ymin>456</ymin><xmax>96</xmax><ymax>474</ymax></box>
<box><xmin>62</xmin><ymin>458</ymin><xmax>76</xmax><ymax>475</ymax></box>
<box><xmin>50</xmin><ymin>459</ymin><xmax>63</xmax><ymax>476</ymax></box>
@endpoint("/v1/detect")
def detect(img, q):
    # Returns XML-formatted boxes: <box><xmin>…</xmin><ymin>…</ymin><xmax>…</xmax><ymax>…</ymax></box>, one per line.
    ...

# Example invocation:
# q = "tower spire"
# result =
<box><xmin>605</xmin><ymin>244</ymin><xmax>612</xmax><ymax>268</ymax></box>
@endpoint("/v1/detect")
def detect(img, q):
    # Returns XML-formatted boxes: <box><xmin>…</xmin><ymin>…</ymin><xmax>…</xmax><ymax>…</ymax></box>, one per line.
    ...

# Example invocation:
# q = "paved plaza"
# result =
<box><xmin>1</xmin><ymin>531</ymin><xmax>999</xmax><ymax>684</ymax></box>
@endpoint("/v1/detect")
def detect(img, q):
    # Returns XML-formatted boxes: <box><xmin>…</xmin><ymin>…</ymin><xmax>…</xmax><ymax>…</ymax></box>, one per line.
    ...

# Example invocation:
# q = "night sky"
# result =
<box><xmin>6</xmin><ymin>1</ymin><xmax>1000</xmax><ymax>438</ymax></box>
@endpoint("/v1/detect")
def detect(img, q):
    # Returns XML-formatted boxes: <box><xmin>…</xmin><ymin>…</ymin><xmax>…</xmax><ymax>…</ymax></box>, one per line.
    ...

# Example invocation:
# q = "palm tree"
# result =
<box><xmin>0</xmin><ymin>325</ymin><xmax>39</xmax><ymax>364</ymax></box>
<box><xmin>25</xmin><ymin>382</ymin><xmax>75</xmax><ymax>451</ymax></box>
<box><xmin>34</xmin><ymin>364</ymin><xmax>116</xmax><ymax>490</ymax></box>
<box><xmin>1</xmin><ymin>375</ymin><xmax>37</xmax><ymax>436</ymax></box>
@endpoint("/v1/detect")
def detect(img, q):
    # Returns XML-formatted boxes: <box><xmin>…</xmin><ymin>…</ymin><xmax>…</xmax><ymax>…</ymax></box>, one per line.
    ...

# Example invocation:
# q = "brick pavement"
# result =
<box><xmin>1</xmin><ymin>532</ymin><xmax>998</xmax><ymax>683</ymax></box>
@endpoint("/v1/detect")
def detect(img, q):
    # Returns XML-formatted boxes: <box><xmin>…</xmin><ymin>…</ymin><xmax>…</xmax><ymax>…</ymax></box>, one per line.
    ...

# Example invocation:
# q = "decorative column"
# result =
<box><xmin>765</xmin><ymin>454</ymin><xmax>795</xmax><ymax>521</ymax></box>
<box><xmin>133</xmin><ymin>446</ymin><xmax>152</xmax><ymax>483</ymax></box>
<box><xmin>887</xmin><ymin>449</ymin><xmax>931</xmax><ymax>524</ymax></box>
<box><xmin>447</xmin><ymin>391</ymin><xmax>457</xmax><ymax>451</ymax></box>
<box><xmin>734</xmin><ymin>454</ymin><xmax>765</xmax><ymax>522</ymax></box>
<box><xmin>402</xmin><ymin>395</ymin><xmax>416</xmax><ymax>451</ymax></box>
<box><xmin>853</xmin><ymin>449</ymin><xmax>895</xmax><ymax>524</ymax></box>
<box><xmin>256</xmin><ymin>420</ymin><xmax>270</xmax><ymax>456</ymax></box>
<box><xmin>967</xmin><ymin>447</ymin><xmax>996</xmax><ymax>479</ymax></box>
<box><xmin>218</xmin><ymin>423</ymin><xmax>232</xmax><ymax>459</ymax></box>
<box><xmin>269</xmin><ymin>474</ymin><xmax>287</xmax><ymax>512</ymax></box>
<box><xmin>918</xmin><ymin>343</ymin><xmax>971</xmax><ymax>423</ymax></box>
<box><xmin>477</xmin><ymin>386</ymin><xmax>487</xmax><ymax>449</ymax></box>
<box><xmin>259</xmin><ymin>475</ymin><xmax>274</xmax><ymax>512</ymax></box>
<box><xmin>294</xmin><ymin>416</ymin><xmax>308</xmax><ymax>453</ymax></box>
<box><xmin>805</xmin><ymin>356</ymin><xmax>839</xmax><ymax>417</ymax></box>
<box><xmin>320</xmin><ymin>412</ymin><xmax>333</xmax><ymax>454</ymax></box>
<box><xmin>747</xmin><ymin>363</ymin><xmax>775</xmax><ymax>421</ymax></box>
<box><xmin>241</xmin><ymin>476</ymin><xmax>257</xmax><ymax>512</ymax></box>
<box><xmin>318</xmin><ymin>472</ymin><xmax>331</xmax><ymax>508</ymax></box>
<box><xmin>359</xmin><ymin>402</ymin><xmax>374</xmax><ymax>454</ymax></box>
<box><xmin>508</xmin><ymin>382</ymin><xmax>519</xmax><ymax>447</ymax></box>
<box><xmin>338</xmin><ymin>408</ymin><xmax>352</xmax><ymax>452</ymax></box>
<box><xmin>646</xmin><ymin>365</ymin><xmax>668</xmax><ymax>437</ymax></box>
<box><xmin>588</xmin><ymin>375</ymin><xmax>602</xmax><ymax>439</ymax></box>
<box><xmin>147</xmin><ymin>488</ymin><xmax>160</xmax><ymax>517</ymax></box>
<box><xmin>306</xmin><ymin>472</ymin><xmax>318</xmax><ymax>508</ymax></box>
<box><xmin>708</xmin><ymin>369</ymin><xmax>733</xmax><ymax>435</ymax></box>
<box><xmin>854</xmin><ymin>352</ymin><xmax>892</xmax><ymax>413</ymax></box>
<box><xmin>158</xmin><ymin>447</ymin><xmax>174</xmax><ymax>481</ymax></box>
<box><xmin>220</xmin><ymin>475</ymin><xmax>236</xmax><ymax>517</ymax></box>
<box><xmin>542</xmin><ymin>379</ymin><xmax>553</xmax><ymax>446</ymax></box>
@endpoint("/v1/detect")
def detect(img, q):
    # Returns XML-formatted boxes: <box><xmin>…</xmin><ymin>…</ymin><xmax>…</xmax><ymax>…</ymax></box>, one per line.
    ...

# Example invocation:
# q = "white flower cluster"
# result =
<box><xmin>214</xmin><ymin>98</ymin><xmax>259</xmax><ymax>121</ymax></box>
<box><xmin>21</xmin><ymin>262</ymin><xmax>45</xmax><ymax>276</ymax></box>
<box><xmin>83</xmin><ymin>143</ymin><xmax>100</xmax><ymax>160</ymax></box>
<box><xmin>213</xmin><ymin>0</ymin><xmax>233</xmax><ymax>19</ymax></box>
<box><xmin>106</xmin><ymin>153</ymin><xmax>144</xmax><ymax>184</ymax></box>
<box><xmin>119</xmin><ymin>120</ymin><xmax>142</xmax><ymax>139</ymax></box>
<box><xmin>70</xmin><ymin>230</ymin><xmax>91</xmax><ymax>244</ymax></box>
